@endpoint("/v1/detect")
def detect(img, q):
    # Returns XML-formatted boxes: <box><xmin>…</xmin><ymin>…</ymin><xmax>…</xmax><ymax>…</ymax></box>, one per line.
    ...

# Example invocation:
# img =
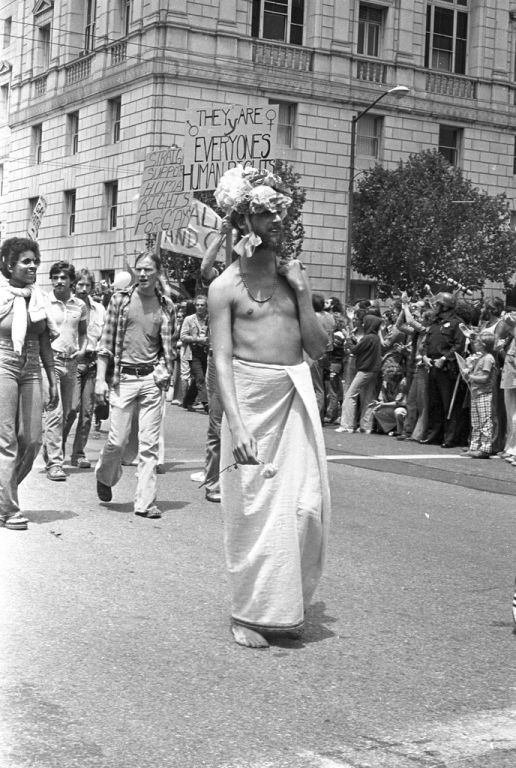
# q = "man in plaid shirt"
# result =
<box><xmin>94</xmin><ymin>252</ymin><xmax>175</xmax><ymax>518</ymax></box>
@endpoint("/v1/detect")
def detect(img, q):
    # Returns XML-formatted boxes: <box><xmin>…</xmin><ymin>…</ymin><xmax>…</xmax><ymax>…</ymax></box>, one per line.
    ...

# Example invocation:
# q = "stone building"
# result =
<box><xmin>0</xmin><ymin>0</ymin><xmax>515</xmax><ymax>299</ymax></box>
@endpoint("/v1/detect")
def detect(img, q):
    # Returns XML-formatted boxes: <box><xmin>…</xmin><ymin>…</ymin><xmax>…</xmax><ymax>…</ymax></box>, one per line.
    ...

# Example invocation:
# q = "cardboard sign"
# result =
<box><xmin>182</xmin><ymin>104</ymin><xmax>278</xmax><ymax>192</ymax></box>
<box><xmin>27</xmin><ymin>195</ymin><xmax>47</xmax><ymax>240</ymax></box>
<box><xmin>134</xmin><ymin>147</ymin><xmax>193</xmax><ymax>236</ymax></box>
<box><xmin>161</xmin><ymin>200</ymin><xmax>225</xmax><ymax>260</ymax></box>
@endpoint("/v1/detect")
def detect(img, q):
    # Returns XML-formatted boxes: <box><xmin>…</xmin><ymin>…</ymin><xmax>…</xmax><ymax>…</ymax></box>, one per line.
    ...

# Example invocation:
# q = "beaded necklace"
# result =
<box><xmin>239</xmin><ymin>257</ymin><xmax>278</xmax><ymax>304</ymax></box>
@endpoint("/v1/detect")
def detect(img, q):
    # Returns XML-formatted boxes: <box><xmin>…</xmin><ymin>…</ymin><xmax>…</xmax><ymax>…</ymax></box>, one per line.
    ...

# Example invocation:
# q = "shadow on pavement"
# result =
<box><xmin>103</xmin><ymin>500</ymin><xmax>190</xmax><ymax>514</ymax></box>
<box><xmin>269</xmin><ymin>601</ymin><xmax>337</xmax><ymax>650</ymax></box>
<box><xmin>25</xmin><ymin>509</ymin><xmax>78</xmax><ymax>524</ymax></box>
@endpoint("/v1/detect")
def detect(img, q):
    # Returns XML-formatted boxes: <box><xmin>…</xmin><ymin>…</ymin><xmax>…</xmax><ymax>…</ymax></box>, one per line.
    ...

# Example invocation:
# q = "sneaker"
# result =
<box><xmin>96</xmin><ymin>480</ymin><xmax>112</xmax><ymax>502</ymax></box>
<box><xmin>205</xmin><ymin>490</ymin><xmax>221</xmax><ymax>503</ymax></box>
<box><xmin>135</xmin><ymin>506</ymin><xmax>161</xmax><ymax>519</ymax></box>
<box><xmin>71</xmin><ymin>457</ymin><xmax>91</xmax><ymax>469</ymax></box>
<box><xmin>190</xmin><ymin>471</ymin><xmax>206</xmax><ymax>483</ymax></box>
<box><xmin>0</xmin><ymin>512</ymin><xmax>29</xmax><ymax>530</ymax></box>
<box><xmin>47</xmin><ymin>466</ymin><xmax>67</xmax><ymax>481</ymax></box>
<box><xmin>335</xmin><ymin>427</ymin><xmax>355</xmax><ymax>433</ymax></box>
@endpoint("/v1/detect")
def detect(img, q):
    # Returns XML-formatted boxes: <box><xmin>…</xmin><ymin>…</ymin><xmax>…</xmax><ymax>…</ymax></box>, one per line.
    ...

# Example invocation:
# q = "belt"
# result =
<box><xmin>120</xmin><ymin>364</ymin><xmax>155</xmax><ymax>376</ymax></box>
<box><xmin>54</xmin><ymin>352</ymin><xmax>75</xmax><ymax>360</ymax></box>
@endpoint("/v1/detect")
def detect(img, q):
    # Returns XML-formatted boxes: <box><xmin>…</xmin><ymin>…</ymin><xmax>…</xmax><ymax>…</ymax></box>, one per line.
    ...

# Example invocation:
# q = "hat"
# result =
<box><xmin>435</xmin><ymin>292</ymin><xmax>455</xmax><ymax>309</ymax></box>
<box><xmin>215</xmin><ymin>165</ymin><xmax>292</xmax><ymax>219</ymax></box>
<box><xmin>214</xmin><ymin>165</ymin><xmax>292</xmax><ymax>259</ymax></box>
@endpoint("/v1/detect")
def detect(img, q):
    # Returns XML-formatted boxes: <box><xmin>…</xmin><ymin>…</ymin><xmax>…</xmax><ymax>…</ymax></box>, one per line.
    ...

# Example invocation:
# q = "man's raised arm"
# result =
<box><xmin>279</xmin><ymin>260</ymin><xmax>327</xmax><ymax>360</ymax></box>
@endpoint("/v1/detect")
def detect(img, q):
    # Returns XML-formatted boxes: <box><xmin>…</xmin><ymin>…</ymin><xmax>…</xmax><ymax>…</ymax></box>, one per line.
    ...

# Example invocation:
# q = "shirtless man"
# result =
<box><xmin>209</xmin><ymin>166</ymin><xmax>331</xmax><ymax>648</ymax></box>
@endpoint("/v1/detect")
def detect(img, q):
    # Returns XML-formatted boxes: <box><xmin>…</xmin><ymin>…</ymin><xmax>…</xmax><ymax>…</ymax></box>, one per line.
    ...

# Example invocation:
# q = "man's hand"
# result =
<box><xmin>45</xmin><ymin>383</ymin><xmax>59</xmax><ymax>411</ymax></box>
<box><xmin>95</xmin><ymin>379</ymin><xmax>110</xmax><ymax>404</ymax></box>
<box><xmin>231</xmin><ymin>427</ymin><xmax>260</xmax><ymax>465</ymax></box>
<box><xmin>277</xmin><ymin>258</ymin><xmax>308</xmax><ymax>291</ymax></box>
<box><xmin>434</xmin><ymin>356</ymin><xmax>446</xmax><ymax>369</ymax></box>
<box><xmin>422</xmin><ymin>355</ymin><xmax>433</xmax><ymax>368</ymax></box>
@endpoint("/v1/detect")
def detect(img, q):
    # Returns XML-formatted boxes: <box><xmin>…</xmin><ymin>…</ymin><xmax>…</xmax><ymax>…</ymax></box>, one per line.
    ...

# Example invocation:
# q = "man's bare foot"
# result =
<box><xmin>231</xmin><ymin>624</ymin><xmax>269</xmax><ymax>648</ymax></box>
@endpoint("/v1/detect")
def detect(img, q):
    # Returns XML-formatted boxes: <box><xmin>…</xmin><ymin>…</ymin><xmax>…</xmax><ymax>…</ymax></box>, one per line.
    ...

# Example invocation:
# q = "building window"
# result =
<box><xmin>0</xmin><ymin>164</ymin><xmax>4</xmax><ymax>196</ymax></box>
<box><xmin>358</xmin><ymin>5</ymin><xmax>384</xmax><ymax>57</ymax></box>
<box><xmin>357</xmin><ymin>115</ymin><xmax>382</xmax><ymax>158</ymax></box>
<box><xmin>65</xmin><ymin>190</ymin><xmax>76</xmax><ymax>235</ymax></box>
<box><xmin>106</xmin><ymin>181</ymin><xmax>118</xmax><ymax>229</ymax></box>
<box><xmin>269</xmin><ymin>100</ymin><xmax>296</xmax><ymax>147</ymax></box>
<box><xmin>84</xmin><ymin>0</ymin><xmax>97</xmax><ymax>53</ymax></box>
<box><xmin>1</xmin><ymin>83</ymin><xmax>9</xmax><ymax>116</ymax></box>
<box><xmin>513</xmin><ymin>137</ymin><xmax>516</xmax><ymax>175</ymax></box>
<box><xmin>3</xmin><ymin>17</ymin><xmax>11</xmax><ymax>48</ymax></box>
<box><xmin>67</xmin><ymin>111</ymin><xmax>79</xmax><ymax>154</ymax></box>
<box><xmin>425</xmin><ymin>2</ymin><xmax>468</xmax><ymax>75</ymax></box>
<box><xmin>123</xmin><ymin>0</ymin><xmax>132</xmax><ymax>36</ymax></box>
<box><xmin>439</xmin><ymin>124</ymin><xmax>461</xmax><ymax>165</ymax></box>
<box><xmin>109</xmin><ymin>97</ymin><xmax>121</xmax><ymax>143</ymax></box>
<box><xmin>37</xmin><ymin>24</ymin><xmax>51</xmax><ymax>69</ymax></box>
<box><xmin>32</xmin><ymin>124</ymin><xmax>43</xmax><ymax>165</ymax></box>
<box><xmin>252</xmin><ymin>0</ymin><xmax>304</xmax><ymax>46</ymax></box>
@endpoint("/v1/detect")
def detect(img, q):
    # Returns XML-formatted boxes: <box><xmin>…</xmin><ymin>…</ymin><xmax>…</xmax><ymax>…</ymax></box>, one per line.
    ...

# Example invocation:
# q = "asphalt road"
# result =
<box><xmin>1</xmin><ymin>404</ymin><xmax>515</xmax><ymax>768</ymax></box>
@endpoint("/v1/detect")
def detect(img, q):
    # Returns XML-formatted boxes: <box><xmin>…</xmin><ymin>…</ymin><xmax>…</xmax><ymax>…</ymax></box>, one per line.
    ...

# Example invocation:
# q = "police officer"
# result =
<box><xmin>420</xmin><ymin>292</ymin><xmax>465</xmax><ymax>447</ymax></box>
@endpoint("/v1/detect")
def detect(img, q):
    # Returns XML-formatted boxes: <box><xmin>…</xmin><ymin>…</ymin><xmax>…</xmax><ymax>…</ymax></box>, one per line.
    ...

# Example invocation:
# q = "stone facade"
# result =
<box><xmin>0</xmin><ymin>0</ymin><xmax>515</xmax><ymax>299</ymax></box>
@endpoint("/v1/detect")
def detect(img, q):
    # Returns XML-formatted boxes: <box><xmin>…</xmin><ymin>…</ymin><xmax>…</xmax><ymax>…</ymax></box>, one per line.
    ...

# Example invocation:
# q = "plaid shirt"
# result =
<box><xmin>98</xmin><ymin>285</ymin><xmax>176</xmax><ymax>387</ymax></box>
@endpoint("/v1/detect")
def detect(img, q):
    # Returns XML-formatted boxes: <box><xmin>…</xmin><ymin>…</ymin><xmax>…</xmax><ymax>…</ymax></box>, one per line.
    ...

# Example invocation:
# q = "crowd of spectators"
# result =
<box><xmin>310</xmin><ymin>289</ymin><xmax>516</xmax><ymax>460</ymax></box>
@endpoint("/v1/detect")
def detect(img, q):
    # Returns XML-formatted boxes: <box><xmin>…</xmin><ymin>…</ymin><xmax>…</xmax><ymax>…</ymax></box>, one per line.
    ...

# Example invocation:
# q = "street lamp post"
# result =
<box><xmin>345</xmin><ymin>85</ymin><xmax>410</xmax><ymax>305</ymax></box>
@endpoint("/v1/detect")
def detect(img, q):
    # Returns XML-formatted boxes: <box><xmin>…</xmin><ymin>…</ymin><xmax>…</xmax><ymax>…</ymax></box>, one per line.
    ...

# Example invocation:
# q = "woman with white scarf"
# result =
<box><xmin>0</xmin><ymin>237</ymin><xmax>58</xmax><ymax>530</ymax></box>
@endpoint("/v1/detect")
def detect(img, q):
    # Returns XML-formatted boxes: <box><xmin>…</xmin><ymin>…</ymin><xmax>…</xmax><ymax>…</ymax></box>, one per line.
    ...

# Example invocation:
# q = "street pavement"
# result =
<box><xmin>1</xmin><ymin>404</ymin><xmax>516</xmax><ymax>768</ymax></box>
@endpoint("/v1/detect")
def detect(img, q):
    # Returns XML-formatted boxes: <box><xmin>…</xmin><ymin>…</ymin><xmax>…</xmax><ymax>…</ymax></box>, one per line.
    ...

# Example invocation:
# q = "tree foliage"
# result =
<box><xmin>351</xmin><ymin>150</ymin><xmax>516</xmax><ymax>294</ymax></box>
<box><xmin>273</xmin><ymin>159</ymin><xmax>306</xmax><ymax>259</ymax></box>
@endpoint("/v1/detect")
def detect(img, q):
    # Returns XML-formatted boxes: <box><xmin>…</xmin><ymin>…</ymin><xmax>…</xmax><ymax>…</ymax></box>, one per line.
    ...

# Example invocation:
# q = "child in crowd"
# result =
<box><xmin>463</xmin><ymin>331</ymin><xmax>497</xmax><ymax>459</ymax></box>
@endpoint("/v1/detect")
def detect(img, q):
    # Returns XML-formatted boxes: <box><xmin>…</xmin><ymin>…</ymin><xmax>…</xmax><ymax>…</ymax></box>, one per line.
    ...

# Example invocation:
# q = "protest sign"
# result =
<box><xmin>134</xmin><ymin>147</ymin><xmax>192</xmax><ymax>236</ymax></box>
<box><xmin>161</xmin><ymin>200</ymin><xmax>225</xmax><ymax>260</ymax></box>
<box><xmin>182</xmin><ymin>104</ymin><xmax>278</xmax><ymax>192</ymax></box>
<box><xmin>27</xmin><ymin>195</ymin><xmax>47</xmax><ymax>240</ymax></box>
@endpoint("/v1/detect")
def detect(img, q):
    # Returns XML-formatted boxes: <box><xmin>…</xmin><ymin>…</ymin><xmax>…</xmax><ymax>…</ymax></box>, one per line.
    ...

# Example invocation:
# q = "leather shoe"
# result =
<box><xmin>441</xmin><ymin>442</ymin><xmax>454</xmax><ymax>448</ymax></box>
<box><xmin>419</xmin><ymin>437</ymin><xmax>438</xmax><ymax>444</ymax></box>
<box><xmin>96</xmin><ymin>480</ymin><xmax>112</xmax><ymax>502</ymax></box>
<box><xmin>206</xmin><ymin>490</ymin><xmax>221</xmax><ymax>503</ymax></box>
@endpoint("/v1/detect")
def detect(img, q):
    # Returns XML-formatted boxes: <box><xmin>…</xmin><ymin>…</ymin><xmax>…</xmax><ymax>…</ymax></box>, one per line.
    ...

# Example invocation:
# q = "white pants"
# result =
<box><xmin>95</xmin><ymin>373</ymin><xmax>163</xmax><ymax>513</ymax></box>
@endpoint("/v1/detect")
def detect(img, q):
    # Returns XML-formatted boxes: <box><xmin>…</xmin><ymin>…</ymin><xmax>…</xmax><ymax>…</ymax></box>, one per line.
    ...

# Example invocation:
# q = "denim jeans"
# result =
<box><xmin>340</xmin><ymin>370</ymin><xmax>379</xmax><ymax>431</ymax></box>
<box><xmin>95</xmin><ymin>372</ymin><xmax>163</xmax><ymax>513</ymax></box>
<box><xmin>183</xmin><ymin>350</ymin><xmax>208</xmax><ymax>407</ymax></box>
<box><xmin>42</xmin><ymin>357</ymin><xmax>78</xmax><ymax>468</ymax></box>
<box><xmin>204</xmin><ymin>354</ymin><xmax>221</xmax><ymax>493</ymax></box>
<box><xmin>0</xmin><ymin>339</ymin><xmax>42</xmax><ymax>516</ymax></box>
<box><xmin>69</xmin><ymin>361</ymin><xmax>96</xmax><ymax>462</ymax></box>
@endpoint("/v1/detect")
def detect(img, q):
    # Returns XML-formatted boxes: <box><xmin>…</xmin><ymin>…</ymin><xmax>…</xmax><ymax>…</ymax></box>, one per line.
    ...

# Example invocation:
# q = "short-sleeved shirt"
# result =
<box><xmin>46</xmin><ymin>292</ymin><xmax>87</xmax><ymax>356</ymax></box>
<box><xmin>468</xmin><ymin>352</ymin><xmax>496</xmax><ymax>396</ymax></box>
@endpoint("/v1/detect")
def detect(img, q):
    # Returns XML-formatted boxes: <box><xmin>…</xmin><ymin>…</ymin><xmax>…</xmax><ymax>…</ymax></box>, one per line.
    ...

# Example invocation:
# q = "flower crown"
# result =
<box><xmin>214</xmin><ymin>165</ymin><xmax>292</xmax><ymax>219</ymax></box>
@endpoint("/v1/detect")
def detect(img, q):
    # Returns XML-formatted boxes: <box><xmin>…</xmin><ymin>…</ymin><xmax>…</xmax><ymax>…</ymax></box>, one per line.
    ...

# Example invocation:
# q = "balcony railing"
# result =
<box><xmin>109</xmin><ymin>41</ymin><xmax>127</xmax><ymax>66</ymax></box>
<box><xmin>356</xmin><ymin>59</ymin><xmax>386</xmax><ymax>84</ymax></box>
<box><xmin>252</xmin><ymin>41</ymin><xmax>313</xmax><ymax>72</ymax></box>
<box><xmin>65</xmin><ymin>55</ymin><xmax>93</xmax><ymax>86</ymax></box>
<box><xmin>33</xmin><ymin>75</ymin><xmax>47</xmax><ymax>97</ymax></box>
<box><xmin>426</xmin><ymin>72</ymin><xmax>477</xmax><ymax>99</ymax></box>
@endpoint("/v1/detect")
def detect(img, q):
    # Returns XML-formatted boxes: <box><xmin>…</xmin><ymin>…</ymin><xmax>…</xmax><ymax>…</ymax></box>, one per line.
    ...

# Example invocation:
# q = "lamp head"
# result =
<box><xmin>387</xmin><ymin>85</ymin><xmax>410</xmax><ymax>98</ymax></box>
